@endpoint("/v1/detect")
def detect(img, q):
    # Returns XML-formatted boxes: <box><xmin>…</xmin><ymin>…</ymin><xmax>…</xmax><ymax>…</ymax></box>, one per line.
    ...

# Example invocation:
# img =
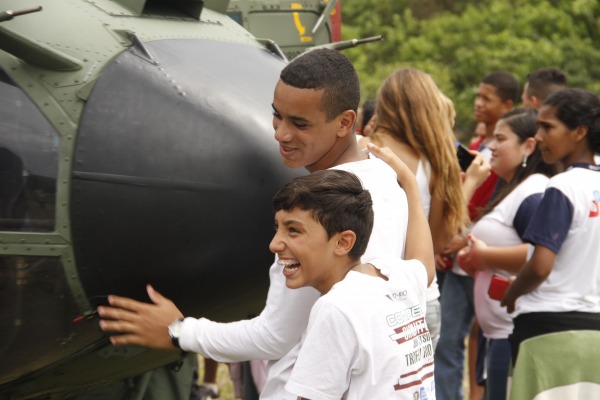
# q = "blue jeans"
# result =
<box><xmin>485</xmin><ymin>338</ymin><xmax>511</xmax><ymax>400</ymax></box>
<box><xmin>434</xmin><ymin>272</ymin><xmax>475</xmax><ymax>400</ymax></box>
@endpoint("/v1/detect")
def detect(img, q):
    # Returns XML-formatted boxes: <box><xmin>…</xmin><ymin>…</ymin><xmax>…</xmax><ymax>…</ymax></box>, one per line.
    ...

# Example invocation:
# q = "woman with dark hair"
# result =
<box><xmin>501</xmin><ymin>88</ymin><xmax>600</xmax><ymax>360</ymax></box>
<box><xmin>457</xmin><ymin>108</ymin><xmax>556</xmax><ymax>400</ymax></box>
<box><xmin>355</xmin><ymin>99</ymin><xmax>376</xmax><ymax>136</ymax></box>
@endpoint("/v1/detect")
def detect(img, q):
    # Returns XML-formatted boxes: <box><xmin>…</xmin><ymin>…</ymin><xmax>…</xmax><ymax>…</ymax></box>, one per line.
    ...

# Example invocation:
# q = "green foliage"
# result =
<box><xmin>342</xmin><ymin>0</ymin><xmax>600</xmax><ymax>139</ymax></box>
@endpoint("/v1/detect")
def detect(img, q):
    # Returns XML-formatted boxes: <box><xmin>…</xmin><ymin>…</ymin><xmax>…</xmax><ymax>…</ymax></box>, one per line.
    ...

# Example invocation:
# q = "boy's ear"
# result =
<box><xmin>501</xmin><ymin>99</ymin><xmax>514</xmax><ymax>114</ymax></box>
<box><xmin>334</xmin><ymin>230</ymin><xmax>357</xmax><ymax>256</ymax></box>
<box><xmin>337</xmin><ymin>110</ymin><xmax>357</xmax><ymax>138</ymax></box>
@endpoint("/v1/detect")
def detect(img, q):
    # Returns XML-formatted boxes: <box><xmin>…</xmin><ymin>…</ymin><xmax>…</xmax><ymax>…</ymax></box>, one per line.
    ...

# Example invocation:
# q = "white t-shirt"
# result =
<box><xmin>286</xmin><ymin>259</ymin><xmax>435</xmax><ymax>400</ymax></box>
<box><xmin>471</xmin><ymin>174</ymin><xmax>548</xmax><ymax>338</ymax></box>
<box><xmin>516</xmin><ymin>164</ymin><xmax>600</xmax><ymax>315</ymax></box>
<box><xmin>179</xmin><ymin>157</ymin><xmax>409</xmax><ymax>399</ymax></box>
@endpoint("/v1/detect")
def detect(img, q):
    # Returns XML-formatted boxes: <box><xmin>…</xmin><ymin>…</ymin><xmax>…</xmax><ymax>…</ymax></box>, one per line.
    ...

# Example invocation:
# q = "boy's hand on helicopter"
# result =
<box><xmin>98</xmin><ymin>284</ymin><xmax>183</xmax><ymax>350</ymax></box>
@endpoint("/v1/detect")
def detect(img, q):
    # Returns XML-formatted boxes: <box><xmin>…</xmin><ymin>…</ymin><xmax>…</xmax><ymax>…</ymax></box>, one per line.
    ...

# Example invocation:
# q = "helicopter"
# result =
<box><xmin>226</xmin><ymin>0</ymin><xmax>342</xmax><ymax>60</ymax></box>
<box><xmin>0</xmin><ymin>1</ymin><xmax>380</xmax><ymax>398</ymax></box>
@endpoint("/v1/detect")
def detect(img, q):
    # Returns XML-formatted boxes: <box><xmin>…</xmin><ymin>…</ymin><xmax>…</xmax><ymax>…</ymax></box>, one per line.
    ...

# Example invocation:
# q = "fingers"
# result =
<box><xmin>107</xmin><ymin>331</ymin><xmax>158</xmax><ymax>347</ymax></box>
<box><xmin>367</xmin><ymin>143</ymin><xmax>394</xmax><ymax>162</ymax></box>
<box><xmin>147</xmin><ymin>284</ymin><xmax>167</xmax><ymax>305</ymax></box>
<box><xmin>467</xmin><ymin>154</ymin><xmax>490</xmax><ymax>176</ymax></box>
<box><xmin>367</xmin><ymin>143</ymin><xmax>386</xmax><ymax>160</ymax></box>
<box><xmin>456</xmin><ymin>248</ymin><xmax>471</xmax><ymax>270</ymax></box>
<box><xmin>106</xmin><ymin>294</ymin><xmax>146</xmax><ymax>312</ymax></box>
<box><xmin>98</xmin><ymin>304</ymin><xmax>174</xmax><ymax>349</ymax></box>
<box><xmin>97</xmin><ymin>305</ymin><xmax>139</xmax><ymax>323</ymax></box>
<box><xmin>95</xmin><ymin>286</ymin><xmax>182</xmax><ymax>350</ymax></box>
<box><xmin>500</xmin><ymin>294</ymin><xmax>514</xmax><ymax>313</ymax></box>
<box><xmin>107</xmin><ymin>330</ymin><xmax>173</xmax><ymax>349</ymax></box>
<box><xmin>434</xmin><ymin>254</ymin><xmax>450</xmax><ymax>271</ymax></box>
<box><xmin>366</xmin><ymin>142</ymin><xmax>379</xmax><ymax>152</ymax></box>
<box><xmin>99</xmin><ymin>317</ymin><xmax>139</xmax><ymax>335</ymax></box>
<box><xmin>109</xmin><ymin>333</ymin><xmax>143</xmax><ymax>347</ymax></box>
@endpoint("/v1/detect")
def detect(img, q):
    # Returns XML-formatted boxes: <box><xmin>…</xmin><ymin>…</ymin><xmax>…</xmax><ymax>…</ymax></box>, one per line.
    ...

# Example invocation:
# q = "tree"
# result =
<box><xmin>343</xmin><ymin>0</ymin><xmax>600</xmax><ymax>138</ymax></box>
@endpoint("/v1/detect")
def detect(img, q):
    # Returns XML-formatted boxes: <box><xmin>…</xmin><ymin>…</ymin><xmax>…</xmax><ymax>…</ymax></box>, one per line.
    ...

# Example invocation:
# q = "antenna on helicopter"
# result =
<box><xmin>303</xmin><ymin>35</ymin><xmax>384</xmax><ymax>53</ymax></box>
<box><xmin>311</xmin><ymin>0</ymin><xmax>337</xmax><ymax>35</ymax></box>
<box><xmin>0</xmin><ymin>6</ymin><xmax>42</xmax><ymax>23</ymax></box>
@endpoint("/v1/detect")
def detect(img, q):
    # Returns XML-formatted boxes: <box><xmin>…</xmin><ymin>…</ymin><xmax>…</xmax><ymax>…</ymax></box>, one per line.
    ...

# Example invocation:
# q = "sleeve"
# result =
<box><xmin>285</xmin><ymin>300</ymin><xmax>357</xmax><ymax>400</ymax></box>
<box><xmin>522</xmin><ymin>187</ymin><xmax>574</xmax><ymax>254</ymax></box>
<box><xmin>513</xmin><ymin>193</ymin><xmax>543</xmax><ymax>240</ymax></box>
<box><xmin>178</xmin><ymin>259</ymin><xmax>320</xmax><ymax>362</ymax></box>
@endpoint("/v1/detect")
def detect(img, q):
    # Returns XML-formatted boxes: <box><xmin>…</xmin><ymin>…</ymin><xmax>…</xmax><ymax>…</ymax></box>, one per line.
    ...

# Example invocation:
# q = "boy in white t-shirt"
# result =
<box><xmin>276</xmin><ymin>144</ymin><xmax>436</xmax><ymax>399</ymax></box>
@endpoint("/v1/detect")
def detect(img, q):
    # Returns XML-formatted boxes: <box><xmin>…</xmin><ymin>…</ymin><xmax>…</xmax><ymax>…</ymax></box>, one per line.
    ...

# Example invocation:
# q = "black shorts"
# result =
<box><xmin>509</xmin><ymin>311</ymin><xmax>600</xmax><ymax>363</ymax></box>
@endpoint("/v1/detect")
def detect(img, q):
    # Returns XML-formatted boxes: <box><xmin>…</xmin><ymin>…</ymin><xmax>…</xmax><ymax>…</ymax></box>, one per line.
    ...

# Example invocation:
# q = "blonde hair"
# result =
<box><xmin>440</xmin><ymin>92</ymin><xmax>456</xmax><ymax>128</ymax></box>
<box><xmin>373</xmin><ymin>68</ymin><xmax>468</xmax><ymax>233</ymax></box>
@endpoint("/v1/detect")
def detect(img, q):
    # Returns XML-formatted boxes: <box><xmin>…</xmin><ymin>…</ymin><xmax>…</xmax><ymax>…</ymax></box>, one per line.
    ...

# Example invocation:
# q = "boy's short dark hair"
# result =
<box><xmin>526</xmin><ymin>67</ymin><xmax>568</xmax><ymax>103</ymax></box>
<box><xmin>280</xmin><ymin>49</ymin><xmax>360</xmax><ymax>121</ymax></box>
<box><xmin>481</xmin><ymin>71</ymin><xmax>520</xmax><ymax>104</ymax></box>
<box><xmin>272</xmin><ymin>169</ymin><xmax>373</xmax><ymax>260</ymax></box>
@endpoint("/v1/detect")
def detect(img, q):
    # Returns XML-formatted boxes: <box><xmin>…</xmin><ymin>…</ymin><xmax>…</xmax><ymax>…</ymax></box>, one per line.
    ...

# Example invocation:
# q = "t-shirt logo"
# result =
<box><xmin>591</xmin><ymin>191</ymin><xmax>600</xmax><ymax>217</ymax></box>
<box><xmin>590</xmin><ymin>201</ymin><xmax>599</xmax><ymax>218</ymax></box>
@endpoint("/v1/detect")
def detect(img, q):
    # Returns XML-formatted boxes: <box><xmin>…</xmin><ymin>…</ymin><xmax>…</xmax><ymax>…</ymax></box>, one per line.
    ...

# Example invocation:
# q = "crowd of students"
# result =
<box><xmin>94</xmin><ymin>49</ymin><xmax>600</xmax><ymax>400</ymax></box>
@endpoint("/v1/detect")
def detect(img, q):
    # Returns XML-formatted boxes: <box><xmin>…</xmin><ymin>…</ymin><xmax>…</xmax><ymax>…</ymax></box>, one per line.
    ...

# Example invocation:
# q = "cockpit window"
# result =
<box><xmin>0</xmin><ymin>70</ymin><xmax>58</xmax><ymax>232</ymax></box>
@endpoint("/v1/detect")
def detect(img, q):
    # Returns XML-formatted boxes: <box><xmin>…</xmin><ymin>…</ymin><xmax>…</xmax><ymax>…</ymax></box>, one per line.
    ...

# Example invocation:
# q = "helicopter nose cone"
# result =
<box><xmin>71</xmin><ymin>39</ymin><xmax>300</xmax><ymax>319</ymax></box>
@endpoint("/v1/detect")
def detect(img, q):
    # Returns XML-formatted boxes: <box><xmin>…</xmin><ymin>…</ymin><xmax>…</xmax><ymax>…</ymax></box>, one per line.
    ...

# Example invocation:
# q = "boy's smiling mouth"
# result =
<box><xmin>278</xmin><ymin>258</ymin><xmax>301</xmax><ymax>275</ymax></box>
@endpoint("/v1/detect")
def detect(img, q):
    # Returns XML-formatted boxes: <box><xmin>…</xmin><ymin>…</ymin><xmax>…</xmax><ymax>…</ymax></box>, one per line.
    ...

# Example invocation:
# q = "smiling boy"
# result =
<box><xmin>275</xmin><ymin>146</ymin><xmax>435</xmax><ymax>399</ymax></box>
<box><xmin>271</xmin><ymin>170</ymin><xmax>374</xmax><ymax>295</ymax></box>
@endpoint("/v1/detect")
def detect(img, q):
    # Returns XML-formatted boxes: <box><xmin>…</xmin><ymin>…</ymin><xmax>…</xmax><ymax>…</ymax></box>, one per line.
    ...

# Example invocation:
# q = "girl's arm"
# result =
<box><xmin>368</xmin><ymin>143</ymin><xmax>435</xmax><ymax>284</ymax></box>
<box><xmin>501</xmin><ymin>245</ymin><xmax>556</xmax><ymax>313</ymax></box>
<box><xmin>428</xmin><ymin>190</ymin><xmax>453</xmax><ymax>255</ymax></box>
<box><xmin>462</xmin><ymin>152</ymin><xmax>491</xmax><ymax>201</ymax></box>
<box><xmin>458</xmin><ymin>235</ymin><xmax>529</xmax><ymax>274</ymax></box>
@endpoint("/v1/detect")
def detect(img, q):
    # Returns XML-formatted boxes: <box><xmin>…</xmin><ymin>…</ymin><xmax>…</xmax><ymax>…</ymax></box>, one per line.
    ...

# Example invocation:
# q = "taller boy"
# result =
<box><xmin>99</xmin><ymin>49</ymin><xmax>418</xmax><ymax>399</ymax></box>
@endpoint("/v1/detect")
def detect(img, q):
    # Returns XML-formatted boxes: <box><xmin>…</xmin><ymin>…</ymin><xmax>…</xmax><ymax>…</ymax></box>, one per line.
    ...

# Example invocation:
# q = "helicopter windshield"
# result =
<box><xmin>0</xmin><ymin>70</ymin><xmax>58</xmax><ymax>232</ymax></box>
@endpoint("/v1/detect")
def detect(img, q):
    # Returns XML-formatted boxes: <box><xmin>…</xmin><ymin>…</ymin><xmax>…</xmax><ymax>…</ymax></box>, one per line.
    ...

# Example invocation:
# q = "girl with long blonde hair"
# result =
<box><xmin>361</xmin><ymin>68</ymin><xmax>469</xmax><ymax>352</ymax></box>
<box><xmin>364</xmin><ymin>68</ymin><xmax>468</xmax><ymax>251</ymax></box>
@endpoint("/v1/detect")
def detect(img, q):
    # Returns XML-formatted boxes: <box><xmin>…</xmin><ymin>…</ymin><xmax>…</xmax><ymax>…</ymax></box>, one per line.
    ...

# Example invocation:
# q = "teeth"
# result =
<box><xmin>278</xmin><ymin>259</ymin><xmax>300</xmax><ymax>268</ymax></box>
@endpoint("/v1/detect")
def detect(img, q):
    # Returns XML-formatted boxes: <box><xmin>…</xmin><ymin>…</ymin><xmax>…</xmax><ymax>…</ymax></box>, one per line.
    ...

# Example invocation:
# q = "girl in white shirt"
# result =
<box><xmin>457</xmin><ymin>108</ymin><xmax>555</xmax><ymax>400</ymax></box>
<box><xmin>502</xmin><ymin>88</ymin><xmax>600</xmax><ymax>361</ymax></box>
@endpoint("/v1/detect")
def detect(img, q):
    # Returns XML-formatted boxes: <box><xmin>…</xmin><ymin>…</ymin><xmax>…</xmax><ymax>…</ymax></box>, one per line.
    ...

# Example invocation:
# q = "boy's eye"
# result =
<box><xmin>272</xmin><ymin>111</ymin><xmax>281</xmax><ymax>120</ymax></box>
<box><xmin>288</xmin><ymin>227</ymin><xmax>300</xmax><ymax>234</ymax></box>
<box><xmin>293</xmin><ymin>122</ymin><xmax>308</xmax><ymax>129</ymax></box>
